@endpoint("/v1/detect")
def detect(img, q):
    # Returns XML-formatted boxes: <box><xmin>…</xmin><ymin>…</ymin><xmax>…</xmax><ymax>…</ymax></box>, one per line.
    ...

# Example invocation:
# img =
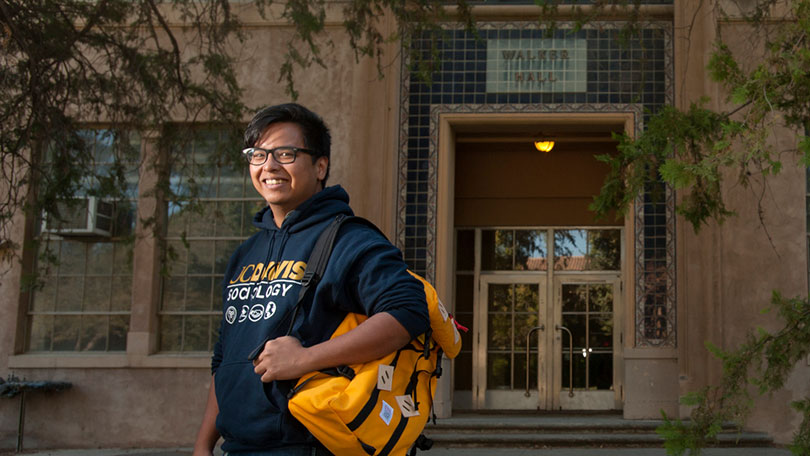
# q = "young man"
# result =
<box><xmin>192</xmin><ymin>103</ymin><xmax>429</xmax><ymax>455</ymax></box>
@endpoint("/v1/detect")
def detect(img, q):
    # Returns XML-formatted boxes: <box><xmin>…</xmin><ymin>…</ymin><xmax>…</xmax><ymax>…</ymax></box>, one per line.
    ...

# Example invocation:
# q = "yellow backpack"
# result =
<box><xmin>285</xmin><ymin>215</ymin><xmax>462</xmax><ymax>456</ymax></box>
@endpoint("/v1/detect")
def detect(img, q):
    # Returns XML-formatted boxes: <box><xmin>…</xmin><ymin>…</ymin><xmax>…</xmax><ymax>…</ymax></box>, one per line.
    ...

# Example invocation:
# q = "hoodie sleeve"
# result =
<box><xmin>331</xmin><ymin>226</ymin><xmax>431</xmax><ymax>340</ymax></box>
<box><xmin>211</xmin><ymin>317</ymin><xmax>224</xmax><ymax>375</ymax></box>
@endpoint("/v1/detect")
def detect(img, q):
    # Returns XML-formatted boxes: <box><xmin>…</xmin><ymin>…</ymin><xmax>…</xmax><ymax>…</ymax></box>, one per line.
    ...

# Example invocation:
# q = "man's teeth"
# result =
<box><xmin>264</xmin><ymin>178</ymin><xmax>284</xmax><ymax>185</ymax></box>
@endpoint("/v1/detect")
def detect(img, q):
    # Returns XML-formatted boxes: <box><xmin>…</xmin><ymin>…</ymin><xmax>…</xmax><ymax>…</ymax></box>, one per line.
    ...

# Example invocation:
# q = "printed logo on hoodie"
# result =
<box><xmin>224</xmin><ymin>260</ymin><xmax>307</xmax><ymax>325</ymax></box>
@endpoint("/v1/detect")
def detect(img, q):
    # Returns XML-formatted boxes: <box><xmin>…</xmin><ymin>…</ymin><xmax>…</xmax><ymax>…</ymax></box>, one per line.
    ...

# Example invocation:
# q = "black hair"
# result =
<box><xmin>244</xmin><ymin>103</ymin><xmax>332</xmax><ymax>186</ymax></box>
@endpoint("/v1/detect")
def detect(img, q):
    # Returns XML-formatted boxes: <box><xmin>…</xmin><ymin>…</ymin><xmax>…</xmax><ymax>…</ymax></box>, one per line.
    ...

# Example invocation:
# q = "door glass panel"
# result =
<box><xmin>589</xmin><ymin>230</ymin><xmax>621</xmax><ymax>270</ymax></box>
<box><xmin>554</xmin><ymin>230</ymin><xmax>587</xmax><ymax>271</ymax></box>
<box><xmin>514</xmin><ymin>353</ymin><xmax>537</xmax><ymax>390</ymax></box>
<box><xmin>515</xmin><ymin>230</ymin><xmax>547</xmax><ymax>271</ymax></box>
<box><xmin>589</xmin><ymin>316</ymin><xmax>613</xmax><ymax>349</ymax></box>
<box><xmin>561</xmin><ymin>283</ymin><xmax>614</xmax><ymax>391</ymax></box>
<box><xmin>487</xmin><ymin>282</ymin><xmax>539</xmax><ymax>391</ymax></box>
<box><xmin>454</xmin><ymin>353</ymin><xmax>473</xmax><ymax>390</ymax></box>
<box><xmin>590</xmin><ymin>284</ymin><xmax>613</xmax><ymax>312</ymax></box>
<box><xmin>482</xmin><ymin>230</ymin><xmax>513</xmax><ymax>270</ymax></box>
<box><xmin>453</xmin><ymin>273</ymin><xmax>474</xmax><ymax>392</ymax></box>
<box><xmin>488</xmin><ymin>313</ymin><xmax>512</xmax><ymax>350</ymax></box>
<box><xmin>514</xmin><ymin>309</ymin><xmax>538</xmax><ymax>348</ymax></box>
<box><xmin>562</xmin><ymin>351</ymin><xmax>587</xmax><ymax>389</ymax></box>
<box><xmin>456</xmin><ymin>229</ymin><xmax>475</xmax><ymax>271</ymax></box>
<box><xmin>455</xmin><ymin>274</ymin><xmax>474</xmax><ymax>314</ymax></box>
<box><xmin>589</xmin><ymin>353</ymin><xmax>613</xmax><ymax>390</ymax></box>
<box><xmin>455</xmin><ymin>275</ymin><xmax>475</xmax><ymax>351</ymax></box>
<box><xmin>554</xmin><ymin>229</ymin><xmax>621</xmax><ymax>271</ymax></box>
<box><xmin>562</xmin><ymin>282</ymin><xmax>587</xmax><ymax>312</ymax></box>
<box><xmin>482</xmin><ymin>230</ymin><xmax>547</xmax><ymax>271</ymax></box>
<box><xmin>562</xmin><ymin>314</ymin><xmax>587</xmax><ymax>348</ymax></box>
<box><xmin>489</xmin><ymin>284</ymin><xmax>511</xmax><ymax>312</ymax></box>
<box><xmin>487</xmin><ymin>353</ymin><xmax>512</xmax><ymax>389</ymax></box>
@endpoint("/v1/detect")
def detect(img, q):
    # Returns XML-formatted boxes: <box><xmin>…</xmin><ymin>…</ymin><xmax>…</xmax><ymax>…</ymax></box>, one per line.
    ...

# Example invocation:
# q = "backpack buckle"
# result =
<box><xmin>335</xmin><ymin>365</ymin><xmax>356</xmax><ymax>380</ymax></box>
<box><xmin>301</xmin><ymin>270</ymin><xmax>317</xmax><ymax>287</ymax></box>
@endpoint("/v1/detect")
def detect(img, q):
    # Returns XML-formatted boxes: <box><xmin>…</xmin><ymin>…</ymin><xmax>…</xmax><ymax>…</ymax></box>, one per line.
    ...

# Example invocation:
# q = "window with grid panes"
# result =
<box><xmin>159</xmin><ymin>130</ymin><xmax>262</xmax><ymax>352</ymax></box>
<box><xmin>27</xmin><ymin>130</ymin><xmax>140</xmax><ymax>352</ymax></box>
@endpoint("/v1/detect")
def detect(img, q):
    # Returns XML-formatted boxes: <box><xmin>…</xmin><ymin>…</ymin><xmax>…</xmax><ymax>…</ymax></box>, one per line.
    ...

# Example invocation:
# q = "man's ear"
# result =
<box><xmin>316</xmin><ymin>156</ymin><xmax>328</xmax><ymax>181</ymax></box>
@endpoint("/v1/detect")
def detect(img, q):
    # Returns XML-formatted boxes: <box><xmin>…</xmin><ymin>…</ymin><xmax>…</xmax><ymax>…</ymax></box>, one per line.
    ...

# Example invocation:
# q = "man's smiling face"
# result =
<box><xmin>249</xmin><ymin>122</ymin><xmax>328</xmax><ymax>226</ymax></box>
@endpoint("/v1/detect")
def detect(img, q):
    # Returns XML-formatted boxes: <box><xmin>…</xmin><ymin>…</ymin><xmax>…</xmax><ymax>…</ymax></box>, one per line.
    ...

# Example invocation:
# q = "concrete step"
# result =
<box><xmin>423</xmin><ymin>448</ymin><xmax>793</xmax><ymax>455</ymax></box>
<box><xmin>423</xmin><ymin>413</ymin><xmax>775</xmax><ymax>448</ymax></box>
<box><xmin>423</xmin><ymin>431</ymin><xmax>774</xmax><ymax>447</ymax></box>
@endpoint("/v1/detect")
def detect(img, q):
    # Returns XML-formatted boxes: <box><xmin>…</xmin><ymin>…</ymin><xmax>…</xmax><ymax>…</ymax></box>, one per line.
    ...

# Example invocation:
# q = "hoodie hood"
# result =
<box><xmin>252</xmin><ymin>185</ymin><xmax>353</xmax><ymax>233</ymax></box>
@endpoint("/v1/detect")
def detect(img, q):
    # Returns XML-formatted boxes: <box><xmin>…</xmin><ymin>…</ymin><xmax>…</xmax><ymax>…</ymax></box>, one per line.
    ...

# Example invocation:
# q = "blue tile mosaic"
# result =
<box><xmin>398</xmin><ymin>21</ymin><xmax>675</xmax><ymax>347</ymax></box>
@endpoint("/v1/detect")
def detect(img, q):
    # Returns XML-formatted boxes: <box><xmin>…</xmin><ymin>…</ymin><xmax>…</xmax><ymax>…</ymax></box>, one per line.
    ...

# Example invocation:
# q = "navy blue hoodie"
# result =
<box><xmin>211</xmin><ymin>185</ymin><xmax>429</xmax><ymax>452</ymax></box>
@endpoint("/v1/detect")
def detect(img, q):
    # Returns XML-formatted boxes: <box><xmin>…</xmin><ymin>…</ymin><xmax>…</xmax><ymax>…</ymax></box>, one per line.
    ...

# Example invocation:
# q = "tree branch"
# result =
<box><xmin>146</xmin><ymin>0</ymin><xmax>186</xmax><ymax>99</ymax></box>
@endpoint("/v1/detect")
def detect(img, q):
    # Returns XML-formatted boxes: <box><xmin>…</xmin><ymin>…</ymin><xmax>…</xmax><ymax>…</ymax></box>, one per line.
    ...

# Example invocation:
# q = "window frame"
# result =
<box><xmin>8</xmin><ymin>127</ymin><xmax>252</xmax><ymax>368</ymax></box>
<box><xmin>24</xmin><ymin>129</ymin><xmax>141</xmax><ymax>354</ymax></box>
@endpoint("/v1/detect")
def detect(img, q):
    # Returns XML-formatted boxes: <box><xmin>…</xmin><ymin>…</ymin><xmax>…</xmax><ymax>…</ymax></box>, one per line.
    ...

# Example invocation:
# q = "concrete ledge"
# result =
<box><xmin>7</xmin><ymin>354</ymin><xmax>210</xmax><ymax>369</ymax></box>
<box><xmin>624</xmin><ymin>348</ymin><xmax>678</xmax><ymax>359</ymax></box>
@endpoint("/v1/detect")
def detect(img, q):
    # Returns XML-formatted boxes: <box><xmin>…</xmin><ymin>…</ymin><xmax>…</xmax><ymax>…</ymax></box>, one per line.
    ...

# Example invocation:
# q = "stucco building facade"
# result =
<box><xmin>1</xmin><ymin>0</ymin><xmax>808</xmax><ymax>450</ymax></box>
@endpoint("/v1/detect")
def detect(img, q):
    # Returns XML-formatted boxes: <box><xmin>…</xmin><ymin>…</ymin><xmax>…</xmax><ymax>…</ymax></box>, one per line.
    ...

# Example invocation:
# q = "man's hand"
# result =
<box><xmin>252</xmin><ymin>336</ymin><xmax>310</xmax><ymax>382</ymax></box>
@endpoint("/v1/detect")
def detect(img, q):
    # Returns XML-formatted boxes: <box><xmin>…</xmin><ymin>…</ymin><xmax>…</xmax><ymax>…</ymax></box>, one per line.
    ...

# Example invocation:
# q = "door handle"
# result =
<box><xmin>524</xmin><ymin>325</ymin><xmax>545</xmax><ymax>397</ymax></box>
<box><xmin>556</xmin><ymin>325</ymin><xmax>575</xmax><ymax>397</ymax></box>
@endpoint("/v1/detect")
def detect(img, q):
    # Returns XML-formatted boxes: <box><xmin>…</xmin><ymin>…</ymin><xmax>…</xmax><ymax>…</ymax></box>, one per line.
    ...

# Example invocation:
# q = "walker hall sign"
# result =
<box><xmin>486</xmin><ymin>38</ymin><xmax>587</xmax><ymax>93</ymax></box>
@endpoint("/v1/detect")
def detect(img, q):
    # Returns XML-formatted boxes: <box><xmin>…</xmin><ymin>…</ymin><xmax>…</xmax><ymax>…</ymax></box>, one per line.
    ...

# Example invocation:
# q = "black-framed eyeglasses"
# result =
<box><xmin>242</xmin><ymin>146</ymin><xmax>319</xmax><ymax>166</ymax></box>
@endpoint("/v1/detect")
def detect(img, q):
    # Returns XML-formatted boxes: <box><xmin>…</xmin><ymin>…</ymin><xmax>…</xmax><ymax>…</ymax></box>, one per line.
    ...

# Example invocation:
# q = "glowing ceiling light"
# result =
<box><xmin>534</xmin><ymin>140</ymin><xmax>555</xmax><ymax>152</ymax></box>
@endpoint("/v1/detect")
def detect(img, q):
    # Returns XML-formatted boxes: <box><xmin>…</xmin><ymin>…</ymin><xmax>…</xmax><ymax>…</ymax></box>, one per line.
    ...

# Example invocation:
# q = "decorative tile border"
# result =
<box><xmin>633</xmin><ymin>184</ymin><xmax>677</xmax><ymax>347</ymax></box>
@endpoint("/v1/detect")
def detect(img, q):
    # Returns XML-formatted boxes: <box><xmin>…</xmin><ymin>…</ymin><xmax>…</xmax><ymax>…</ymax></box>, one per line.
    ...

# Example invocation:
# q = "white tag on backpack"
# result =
<box><xmin>380</xmin><ymin>400</ymin><xmax>394</xmax><ymax>425</ymax></box>
<box><xmin>437</xmin><ymin>299</ymin><xmax>449</xmax><ymax>321</ymax></box>
<box><xmin>453</xmin><ymin>323</ymin><xmax>460</xmax><ymax>343</ymax></box>
<box><xmin>377</xmin><ymin>364</ymin><xmax>394</xmax><ymax>391</ymax></box>
<box><xmin>395</xmin><ymin>395</ymin><xmax>420</xmax><ymax>418</ymax></box>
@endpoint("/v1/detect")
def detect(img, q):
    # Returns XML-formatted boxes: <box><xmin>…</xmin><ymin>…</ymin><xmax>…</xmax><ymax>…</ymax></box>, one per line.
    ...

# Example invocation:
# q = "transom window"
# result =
<box><xmin>477</xmin><ymin>228</ymin><xmax>621</xmax><ymax>272</ymax></box>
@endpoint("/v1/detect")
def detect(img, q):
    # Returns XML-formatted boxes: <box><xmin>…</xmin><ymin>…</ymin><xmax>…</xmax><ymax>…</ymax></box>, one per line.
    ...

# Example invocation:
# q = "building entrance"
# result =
<box><xmin>453</xmin><ymin>228</ymin><xmax>623</xmax><ymax>411</ymax></box>
<box><xmin>446</xmin><ymin>123</ymin><xmax>627</xmax><ymax>411</ymax></box>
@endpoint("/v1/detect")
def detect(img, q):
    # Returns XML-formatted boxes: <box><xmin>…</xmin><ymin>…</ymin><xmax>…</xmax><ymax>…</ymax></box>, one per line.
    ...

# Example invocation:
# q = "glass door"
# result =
<box><xmin>553</xmin><ymin>277</ymin><xmax>622</xmax><ymax>410</ymax></box>
<box><xmin>452</xmin><ymin>227</ymin><xmax>623</xmax><ymax>411</ymax></box>
<box><xmin>475</xmin><ymin>275</ymin><xmax>547</xmax><ymax>409</ymax></box>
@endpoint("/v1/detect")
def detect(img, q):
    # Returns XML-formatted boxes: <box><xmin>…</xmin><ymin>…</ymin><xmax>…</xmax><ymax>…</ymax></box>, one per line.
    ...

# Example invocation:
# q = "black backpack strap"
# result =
<box><xmin>286</xmin><ymin>213</ymin><xmax>349</xmax><ymax>336</ymax></box>
<box><xmin>248</xmin><ymin>213</ymin><xmax>348</xmax><ymax>361</ymax></box>
<box><xmin>287</xmin><ymin>215</ymin><xmax>390</xmax><ymax>336</ymax></box>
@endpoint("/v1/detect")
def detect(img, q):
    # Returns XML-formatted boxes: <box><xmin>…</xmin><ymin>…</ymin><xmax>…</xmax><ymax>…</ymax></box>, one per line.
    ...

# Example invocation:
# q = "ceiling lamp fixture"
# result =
<box><xmin>534</xmin><ymin>140</ymin><xmax>555</xmax><ymax>153</ymax></box>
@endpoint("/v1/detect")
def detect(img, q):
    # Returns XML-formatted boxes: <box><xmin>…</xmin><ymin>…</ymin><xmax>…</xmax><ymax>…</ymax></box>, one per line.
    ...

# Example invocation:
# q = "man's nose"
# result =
<box><xmin>262</xmin><ymin>156</ymin><xmax>280</xmax><ymax>171</ymax></box>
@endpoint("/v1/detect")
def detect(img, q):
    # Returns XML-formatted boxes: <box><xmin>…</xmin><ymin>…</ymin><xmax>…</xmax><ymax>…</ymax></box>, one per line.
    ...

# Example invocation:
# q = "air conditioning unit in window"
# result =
<box><xmin>41</xmin><ymin>197</ymin><xmax>114</xmax><ymax>237</ymax></box>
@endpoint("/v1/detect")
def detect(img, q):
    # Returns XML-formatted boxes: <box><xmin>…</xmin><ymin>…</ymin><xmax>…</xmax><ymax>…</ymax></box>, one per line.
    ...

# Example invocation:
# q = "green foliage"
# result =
<box><xmin>590</xmin><ymin>102</ymin><xmax>739</xmax><ymax>231</ymax></box>
<box><xmin>645</xmin><ymin>24</ymin><xmax>810</xmax><ymax>447</ymax></box>
<box><xmin>592</xmin><ymin>0</ymin><xmax>810</xmax><ymax>232</ymax></box>
<box><xmin>657</xmin><ymin>292</ymin><xmax>810</xmax><ymax>455</ymax></box>
<box><xmin>0</xmin><ymin>0</ymin><xmax>248</xmax><ymax>271</ymax></box>
<box><xmin>0</xmin><ymin>0</ymin><xmax>477</xmax><ymax>271</ymax></box>
<box><xmin>791</xmin><ymin>398</ymin><xmax>810</xmax><ymax>455</ymax></box>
